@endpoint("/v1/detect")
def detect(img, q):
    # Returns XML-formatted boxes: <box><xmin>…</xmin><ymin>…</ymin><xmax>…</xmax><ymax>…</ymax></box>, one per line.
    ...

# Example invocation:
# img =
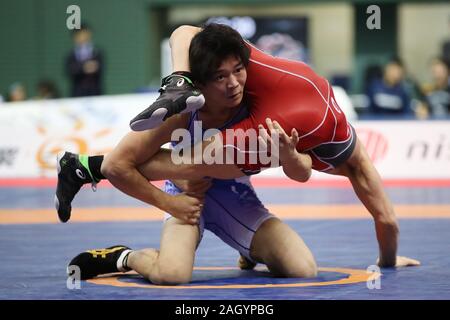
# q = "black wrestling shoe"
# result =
<box><xmin>129</xmin><ymin>72</ymin><xmax>205</xmax><ymax>131</ymax></box>
<box><xmin>68</xmin><ymin>245</ymin><xmax>132</xmax><ymax>280</ymax></box>
<box><xmin>55</xmin><ymin>152</ymin><xmax>98</xmax><ymax>223</ymax></box>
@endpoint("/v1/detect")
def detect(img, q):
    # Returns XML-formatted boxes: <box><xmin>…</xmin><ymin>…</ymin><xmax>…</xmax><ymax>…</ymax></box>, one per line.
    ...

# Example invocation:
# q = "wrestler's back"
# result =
<box><xmin>245</xmin><ymin>44</ymin><xmax>344</xmax><ymax>151</ymax></box>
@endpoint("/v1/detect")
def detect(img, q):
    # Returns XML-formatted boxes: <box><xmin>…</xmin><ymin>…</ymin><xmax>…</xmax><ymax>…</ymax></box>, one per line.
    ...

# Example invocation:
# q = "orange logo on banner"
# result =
<box><xmin>355</xmin><ymin>128</ymin><xmax>388</xmax><ymax>163</ymax></box>
<box><xmin>35</xmin><ymin>123</ymin><xmax>113</xmax><ymax>172</ymax></box>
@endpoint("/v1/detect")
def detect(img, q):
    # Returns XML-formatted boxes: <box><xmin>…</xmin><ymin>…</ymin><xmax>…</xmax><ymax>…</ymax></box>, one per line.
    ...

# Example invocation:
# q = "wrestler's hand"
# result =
<box><xmin>258</xmin><ymin>118</ymin><xmax>312</xmax><ymax>182</ymax></box>
<box><xmin>165</xmin><ymin>193</ymin><xmax>204</xmax><ymax>225</ymax></box>
<box><xmin>377</xmin><ymin>256</ymin><xmax>421</xmax><ymax>268</ymax></box>
<box><xmin>172</xmin><ymin>178</ymin><xmax>212</xmax><ymax>197</ymax></box>
<box><xmin>258</xmin><ymin>118</ymin><xmax>300</xmax><ymax>163</ymax></box>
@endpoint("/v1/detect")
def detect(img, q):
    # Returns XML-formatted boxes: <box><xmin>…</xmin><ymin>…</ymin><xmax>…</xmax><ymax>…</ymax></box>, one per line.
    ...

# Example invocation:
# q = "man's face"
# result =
<box><xmin>384</xmin><ymin>63</ymin><xmax>404</xmax><ymax>85</ymax></box>
<box><xmin>74</xmin><ymin>29</ymin><xmax>92</xmax><ymax>46</ymax></box>
<box><xmin>199</xmin><ymin>55</ymin><xmax>247</xmax><ymax>109</ymax></box>
<box><xmin>431</xmin><ymin>60</ymin><xmax>449</xmax><ymax>85</ymax></box>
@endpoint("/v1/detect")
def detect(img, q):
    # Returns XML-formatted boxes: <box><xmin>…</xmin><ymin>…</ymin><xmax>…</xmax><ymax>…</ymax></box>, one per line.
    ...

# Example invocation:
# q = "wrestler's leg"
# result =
<box><xmin>137</xmin><ymin>148</ymin><xmax>244</xmax><ymax>181</ymax></box>
<box><xmin>136</xmin><ymin>131</ymin><xmax>247</xmax><ymax>181</ymax></box>
<box><xmin>169</xmin><ymin>25</ymin><xmax>201</xmax><ymax>71</ymax></box>
<box><xmin>129</xmin><ymin>26</ymin><xmax>203</xmax><ymax>131</ymax></box>
<box><xmin>127</xmin><ymin>217</ymin><xmax>200</xmax><ymax>285</ymax></box>
<box><xmin>249</xmin><ymin>217</ymin><xmax>317</xmax><ymax>278</ymax></box>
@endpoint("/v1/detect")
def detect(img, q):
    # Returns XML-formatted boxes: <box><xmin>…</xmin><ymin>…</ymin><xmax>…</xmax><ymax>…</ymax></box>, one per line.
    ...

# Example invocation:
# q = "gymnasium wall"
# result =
<box><xmin>0</xmin><ymin>0</ymin><xmax>150</xmax><ymax>98</ymax></box>
<box><xmin>1</xmin><ymin>1</ymin><xmax>449</xmax><ymax>99</ymax></box>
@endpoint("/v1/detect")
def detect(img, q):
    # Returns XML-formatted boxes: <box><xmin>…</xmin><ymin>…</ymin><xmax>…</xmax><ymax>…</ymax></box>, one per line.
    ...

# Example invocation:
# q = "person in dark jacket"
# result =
<box><xmin>66</xmin><ymin>25</ymin><xmax>104</xmax><ymax>97</ymax></box>
<box><xmin>366</xmin><ymin>58</ymin><xmax>412</xmax><ymax>116</ymax></box>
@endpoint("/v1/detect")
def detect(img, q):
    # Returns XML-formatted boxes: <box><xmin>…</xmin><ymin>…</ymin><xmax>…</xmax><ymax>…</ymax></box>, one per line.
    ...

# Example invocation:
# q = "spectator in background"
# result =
<box><xmin>66</xmin><ymin>24</ymin><xmax>104</xmax><ymax>97</ymax></box>
<box><xmin>366</xmin><ymin>57</ymin><xmax>413</xmax><ymax>117</ymax></box>
<box><xmin>35</xmin><ymin>80</ymin><xmax>60</xmax><ymax>100</ymax></box>
<box><xmin>422</xmin><ymin>57</ymin><xmax>450</xmax><ymax>118</ymax></box>
<box><xmin>6</xmin><ymin>82</ymin><xmax>27</xmax><ymax>102</ymax></box>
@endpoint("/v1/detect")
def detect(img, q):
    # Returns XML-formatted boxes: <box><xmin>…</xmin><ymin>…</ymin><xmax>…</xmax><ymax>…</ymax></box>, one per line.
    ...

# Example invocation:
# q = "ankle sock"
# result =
<box><xmin>116</xmin><ymin>249</ymin><xmax>132</xmax><ymax>272</ymax></box>
<box><xmin>88</xmin><ymin>155</ymin><xmax>105</xmax><ymax>181</ymax></box>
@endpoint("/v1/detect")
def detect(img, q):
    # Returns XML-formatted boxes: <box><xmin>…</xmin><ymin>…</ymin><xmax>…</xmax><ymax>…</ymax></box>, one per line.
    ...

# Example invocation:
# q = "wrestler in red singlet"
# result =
<box><xmin>222</xmin><ymin>43</ymin><xmax>356</xmax><ymax>174</ymax></box>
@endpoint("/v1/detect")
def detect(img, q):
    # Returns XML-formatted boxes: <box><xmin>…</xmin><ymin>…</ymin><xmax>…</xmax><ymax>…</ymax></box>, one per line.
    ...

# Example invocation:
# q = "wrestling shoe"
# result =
<box><xmin>68</xmin><ymin>245</ymin><xmax>132</xmax><ymax>280</ymax></box>
<box><xmin>129</xmin><ymin>72</ymin><xmax>205</xmax><ymax>131</ymax></box>
<box><xmin>55</xmin><ymin>152</ymin><xmax>98</xmax><ymax>223</ymax></box>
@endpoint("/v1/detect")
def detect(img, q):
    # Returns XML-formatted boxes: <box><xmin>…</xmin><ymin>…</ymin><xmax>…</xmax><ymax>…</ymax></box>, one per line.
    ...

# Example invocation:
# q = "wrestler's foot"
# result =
<box><xmin>129</xmin><ymin>72</ymin><xmax>205</xmax><ymax>131</ymax></box>
<box><xmin>238</xmin><ymin>254</ymin><xmax>257</xmax><ymax>270</ymax></box>
<box><xmin>55</xmin><ymin>152</ymin><xmax>98</xmax><ymax>223</ymax></box>
<box><xmin>68</xmin><ymin>245</ymin><xmax>132</xmax><ymax>280</ymax></box>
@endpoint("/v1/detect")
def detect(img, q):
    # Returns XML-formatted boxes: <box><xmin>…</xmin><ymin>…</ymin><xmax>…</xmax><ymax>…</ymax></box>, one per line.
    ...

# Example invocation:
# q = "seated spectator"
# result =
<box><xmin>6</xmin><ymin>82</ymin><xmax>27</xmax><ymax>102</ymax></box>
<box><xmin>402</xmin><ymin>74</ymin><xmax>430</xmax><ymax>120</ymax></box>
<box><xmin>35</xmin><ymin>80</ymin><xmax>60</xmax><ymax>100</ymax></box>
<box><xmin>366</xmin><ymin>57</ymin><xmax>413</xmax><ymax>117</ymax></box>
<box><xmin>422</xmin><ymin>57</ymin><xmax>450</xmax><ymax>118</ymax></box>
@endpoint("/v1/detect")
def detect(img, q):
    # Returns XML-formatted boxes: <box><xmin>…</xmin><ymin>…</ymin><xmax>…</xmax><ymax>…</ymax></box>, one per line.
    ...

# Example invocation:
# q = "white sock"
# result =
<box><xmin>116</xmin><ymin>249</ymin><xmax>132</xmax><ymax>272</ymax></box>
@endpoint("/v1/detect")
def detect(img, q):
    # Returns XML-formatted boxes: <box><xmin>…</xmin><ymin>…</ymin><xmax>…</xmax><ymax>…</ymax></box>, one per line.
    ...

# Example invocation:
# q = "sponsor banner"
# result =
<box><xmin>0</xmin><ymin>94</ymin><xmax>449</xmax><ymax>179</ymax></box>
<box><xmin>352</xmin><ymin>121</ymin><xmax>450</xmax><ymax>179</ymax></box>
<box><xmin>261</xmin><ymin>121</ymin><xmax>450</xmax><ymax>179</ymax></box>
<box><xmin>0</xmin><ymin>94</ymin><xmax>158</xmax><ymax>177</ymax></box>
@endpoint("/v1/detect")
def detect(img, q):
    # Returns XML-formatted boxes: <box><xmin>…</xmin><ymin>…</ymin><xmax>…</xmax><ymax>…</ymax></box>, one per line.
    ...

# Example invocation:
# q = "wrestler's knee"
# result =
<box><xmin>253</xmin><ymin>218</ymin><xmax>318</xmax><ymax>278</ymax></box>
<box><xmin>100</xmin><ymin>156</ymin><xmax>123</xmax><ymax>180</ymax></box>
<box><xmin>169</xmin><ymin>25</ymin><xmax>200</xmax><ymax>47</ymax></box>
<box><xmin>286</xmin><ymin>256</ymin><xmax>318</xmax><ymax>278</ymax></box>
<box><xmin>267</xmin><ymin>248</ymin><xmax>317</xmax><ymax>278</ymax></box>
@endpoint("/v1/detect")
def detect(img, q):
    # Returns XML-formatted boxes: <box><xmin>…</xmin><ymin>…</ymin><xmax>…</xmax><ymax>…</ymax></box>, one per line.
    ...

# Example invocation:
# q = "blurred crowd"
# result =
<box><xmin>1</xmin><ymin>24</ymin><xmax>103</xmax><ymax>104</ymax></box>
<box><xmin>1</xmin><ymin>24</ymin><xmax>449</xmax><ymax>120</ymax></box>
<box><xmin>358</xmin><ymin>55</ymin><xmax>450</xmax><ymax>119</ymax></box>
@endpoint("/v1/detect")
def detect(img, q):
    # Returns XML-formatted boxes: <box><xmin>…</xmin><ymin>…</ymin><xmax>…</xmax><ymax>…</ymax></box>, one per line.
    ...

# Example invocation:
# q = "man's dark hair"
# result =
<box><xmin>387</xmin><ymin>56</ymin><xmax>404</xmax><ymax>69</ymax></box>
<box><xmin>71</xmin><ymin>23</ymin><xmax>91</xmax><ymax>37</ymax></box>
<box><xmin>189</xmin><ymin>23</ymin><xmax>250</xmax><ymax>85</ymax></box>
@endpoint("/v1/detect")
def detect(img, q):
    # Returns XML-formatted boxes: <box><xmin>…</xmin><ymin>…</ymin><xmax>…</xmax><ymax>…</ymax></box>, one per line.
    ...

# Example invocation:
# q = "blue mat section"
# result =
<box><xmin>2</xmin><ymin>185</ymin><xmax>450</xmax><ymax>209</ymax></box>
<box><xmin>1</xmin><ymin>219</ymin><xmax>449</xmax><ymax>300</ymax></box>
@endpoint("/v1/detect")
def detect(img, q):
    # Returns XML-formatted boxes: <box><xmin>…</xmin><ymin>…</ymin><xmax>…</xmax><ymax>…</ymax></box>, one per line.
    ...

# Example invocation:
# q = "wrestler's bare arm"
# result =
<box><xmin>328</xmin><ymin>139</ymin><xmax>420</xmax><ymax>268</ymax></box>
<box><xmin>101</xmin><ymin>114</ymin><xmax>204</xmax><ymax>223</ymax></box>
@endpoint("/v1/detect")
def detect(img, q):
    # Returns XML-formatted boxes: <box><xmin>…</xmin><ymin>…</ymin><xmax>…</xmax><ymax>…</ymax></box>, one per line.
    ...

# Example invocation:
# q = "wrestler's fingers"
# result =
<box><xmin>278</xmin><ymin>130</ymin><xmax>290</xmax><ymax>146</ymax></box>
<box><xmin>258</xmin><ymin>135</ymin><xmax>268</xmax><ymax>151</ymax></box>
<box><xmin>266</xmin><ymin>119</ymin><xmax>284</xmax><ymax>149</ymax></box>
<box><xmin>196</xmin><ymin>204</ymin><xmax>204</xmax><ymax>212</ymax></box>
<box><xmin>258</xmin><ymin>124</ymin><xmax>270</xmax><ymax>139</ymax></box>
<box><xmin>273</xmin><ymin>120</ymin><xmax>287</xmax><ymax>135</ymax></box>
<box><xmin>191</xmin><ymin>212</ymin><xmax>201</xmax><ymax>219</ymax></box>
<box><xmin>187</xmin><ymin>217</ymin><xmax>199</xmax><ymax>225</ymax></box>
<box><xmin>265</xmin><ymin>118</ymin><xmax>275</xmax><ymax>133</ymax></box>
<box><xmin>291</xmin><ymin>128</ymin><xmax>300</xmax><ymax>145</ymax></box>
<box><xmin>258</xmin><ymin>125</ymin><xmax>272</xmax><ymax>149</ymax></box>
<box><xmin>273</xmin><ymin>121</ymin><xmax>294</xmax><ymax>148</ymax></box>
